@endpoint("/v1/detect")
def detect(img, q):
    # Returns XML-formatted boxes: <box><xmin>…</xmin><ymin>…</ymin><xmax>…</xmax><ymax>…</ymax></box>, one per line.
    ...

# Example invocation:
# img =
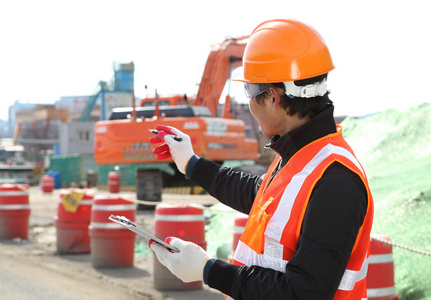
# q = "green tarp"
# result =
<box><xmin>48</xmin><ymin>154</ymin><xmax>174</xmax><ymax>187</ymax></box>
<box><xmin>342</xmin><ymin>103</ymin><xmax>431</xmax><ymax>300</ymax></box>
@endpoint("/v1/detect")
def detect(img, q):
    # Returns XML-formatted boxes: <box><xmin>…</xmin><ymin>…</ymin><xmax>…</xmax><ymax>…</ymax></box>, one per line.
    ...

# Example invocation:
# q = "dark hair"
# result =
<box><xmin>256</xmin><ymin>73</ymin><xmax>332</xmax><ymax>119</ymax></box>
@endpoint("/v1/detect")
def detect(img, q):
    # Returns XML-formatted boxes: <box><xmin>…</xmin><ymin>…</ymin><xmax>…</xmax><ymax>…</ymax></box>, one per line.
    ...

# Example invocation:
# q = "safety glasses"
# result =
<box><xmin>244</xmin><ymin>82</ymin><xmax>272</xmax><ymax>99</ymax></box>
<box><xmin>245</xmin><ymin>80</ymin><xmax>328</xmax><ymax>99</ymax></box>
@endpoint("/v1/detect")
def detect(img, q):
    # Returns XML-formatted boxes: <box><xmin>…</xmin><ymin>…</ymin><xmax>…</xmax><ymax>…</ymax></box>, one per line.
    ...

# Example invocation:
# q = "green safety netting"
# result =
<box><xmin>342</xmin><ymin>103</ymin><xmax>431</xmax><ymax>300</ymax></box>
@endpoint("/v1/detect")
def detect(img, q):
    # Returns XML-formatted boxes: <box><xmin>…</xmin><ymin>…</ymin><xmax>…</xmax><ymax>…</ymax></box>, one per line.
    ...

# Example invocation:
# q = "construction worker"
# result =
<box><xmin>149</xmin><ymin>19</ymin><xmax>374</xmax><ymax>299</ymax></box>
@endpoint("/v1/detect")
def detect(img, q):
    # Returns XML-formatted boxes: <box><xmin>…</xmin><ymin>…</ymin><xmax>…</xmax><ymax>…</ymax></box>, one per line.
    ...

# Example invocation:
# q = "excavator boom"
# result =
<box><xmin>194</xmin><ymin>36</ymin><xmax>248</xmax><ymax>116</ymax></box>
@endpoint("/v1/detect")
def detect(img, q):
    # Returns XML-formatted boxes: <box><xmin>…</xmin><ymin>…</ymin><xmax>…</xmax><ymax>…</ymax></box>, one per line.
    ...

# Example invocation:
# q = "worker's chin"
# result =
<box><xmin>259</xmin><ymin>127</ymin><xmax>277</xmax><ymax>138</ymax></box>
<box><xmin>258</xmin><ymin>127</ymin><xmax>269</xmax><ymax>137</ymax></box>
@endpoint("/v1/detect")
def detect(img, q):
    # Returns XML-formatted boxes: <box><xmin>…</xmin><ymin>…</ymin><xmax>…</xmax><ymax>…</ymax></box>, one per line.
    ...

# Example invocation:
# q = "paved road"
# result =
<box><xmin>0</xmin><ymin>244</ymin><xmax>140</xmax><ymax>300</ymax></box>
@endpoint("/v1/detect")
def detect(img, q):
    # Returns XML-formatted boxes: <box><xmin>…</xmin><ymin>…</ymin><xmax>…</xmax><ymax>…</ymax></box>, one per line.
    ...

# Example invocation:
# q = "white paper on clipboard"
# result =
<box><xmin>108</xmin><ymin>215</ymin><xmax>180</xmax><ymax>253</ymax></box>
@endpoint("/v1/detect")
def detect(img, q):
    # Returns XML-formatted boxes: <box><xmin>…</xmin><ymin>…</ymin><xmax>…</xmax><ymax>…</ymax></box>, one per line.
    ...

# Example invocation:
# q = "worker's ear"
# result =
<box><xmin>269</xmin><ymin>87</ymin><xmax>280</xmax><ymax>110</ymax></box>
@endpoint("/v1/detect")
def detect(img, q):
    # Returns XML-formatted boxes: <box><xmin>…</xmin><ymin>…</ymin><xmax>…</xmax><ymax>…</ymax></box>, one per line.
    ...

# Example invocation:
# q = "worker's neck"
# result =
<box><xmin>279</xmin><ymin>114</ymin><xmax>310</xmax><ymax>136</ymax></box>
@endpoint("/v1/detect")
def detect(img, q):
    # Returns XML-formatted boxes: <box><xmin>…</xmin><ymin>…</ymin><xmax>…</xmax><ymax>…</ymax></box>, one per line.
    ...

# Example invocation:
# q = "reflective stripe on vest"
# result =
<box><xmin>338</xmin><ymin>255</ymin><xmax>368</xmax><ymax>291</ymax></box>
<box><xmin>234</xmin><ymin>240</ymin><xmax>288</xmax><ymax>273</ymax></box>
<box><xmin>266</xmin><ymin>143</ymin><xmax>365</xmax><ymax>243</ymax></box>
<box><xmin>234</xmin><ymin>240</ymin><xmax>369</xmax><ymax>291</ymax></box>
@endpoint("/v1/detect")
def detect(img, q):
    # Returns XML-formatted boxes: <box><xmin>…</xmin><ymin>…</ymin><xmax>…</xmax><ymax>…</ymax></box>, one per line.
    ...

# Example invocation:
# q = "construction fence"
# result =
<box><xmin>47</xmin><ymin>154</ymin><xmax>175</xmax><ymax>190</ymax></box>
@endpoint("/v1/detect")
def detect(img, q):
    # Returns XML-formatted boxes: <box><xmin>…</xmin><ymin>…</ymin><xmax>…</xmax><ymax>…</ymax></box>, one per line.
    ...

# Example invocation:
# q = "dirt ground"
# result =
<box><xmin>0</xmin><ymin>186</ymin><xmax>225</xmax><ymax>300</ymax></box>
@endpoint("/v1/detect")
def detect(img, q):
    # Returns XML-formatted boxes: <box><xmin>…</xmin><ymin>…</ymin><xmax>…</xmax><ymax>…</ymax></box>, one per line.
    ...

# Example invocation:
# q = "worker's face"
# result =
<box><xmin>248</xmin><ymin>88</ymin><xmax>281</xmax><ymax>137</ymax></box>
<box><xmin>249</xmin><ymin>86</ymin><xmax>312</xmax><ymax>137</ymax></box>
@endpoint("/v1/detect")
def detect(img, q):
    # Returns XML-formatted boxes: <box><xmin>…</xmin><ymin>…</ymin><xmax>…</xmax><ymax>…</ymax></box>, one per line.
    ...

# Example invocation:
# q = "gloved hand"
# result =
<box><xmin>149</xmin><ymin>237</ymin><xmax>211</xmax><ymax>283</ymax></box>
<box><xmin>150</xmin><ymin>125</ymin><xmax>195</xmax><ymax>174</ymax></box>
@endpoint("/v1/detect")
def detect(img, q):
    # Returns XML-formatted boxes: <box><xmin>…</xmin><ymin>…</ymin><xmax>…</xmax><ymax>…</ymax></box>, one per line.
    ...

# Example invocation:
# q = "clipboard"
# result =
<box><xmin>108</xmin><ymin>215</ymin><xmax>180</xmax><ymax>253</ymax></box>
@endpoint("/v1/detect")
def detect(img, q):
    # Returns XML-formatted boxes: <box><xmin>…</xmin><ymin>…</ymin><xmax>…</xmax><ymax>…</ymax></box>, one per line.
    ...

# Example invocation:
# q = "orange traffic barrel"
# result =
<box><xmin>0</xmin><ymin>184</ymin><xmax>30</xmax><ymax>239</ymax></box>
<box><xmin>367</xmin><ymin>234</ymin><xmax>399</xmax><ymax>300</ymax></box>
<box><xmin>41</xmin><ymin>175</ymin><xmax>54</xmax><ymax>193</ymax></box>
<box><xmin>153</xmin><ymin>203</ymin><xmax>206</xmax><ymax>290</ymax></box>
<box><xmin>228</xmin><ymin>213</ymin><xmax>248</xmax><ymax>263</ymax></box>
<box><xmin>108</xmin><ymin>171</ymin><xmax>120</xmax><ymax>193</ymax></box>
<box><xmin>232</xmin><ymin>213</ymin><xmax>248</xmax><ymax>252</ymax></box>
<box><xmin>89</xmin><ymin>194</ymin><xmax>136</xmax><ymax>268</ymax></box>
<box><xmin>54</xmin><ymin>188</ymin><xmax>95</xmax><ymax>254</ymax></box>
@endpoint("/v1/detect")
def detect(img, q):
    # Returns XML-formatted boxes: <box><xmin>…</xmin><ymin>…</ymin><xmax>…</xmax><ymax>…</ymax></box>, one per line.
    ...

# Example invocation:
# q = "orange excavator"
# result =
<box><xmin>93</xmin><ymin>36</ymin><xmax>260</xmax><ymax>202</ymax></box>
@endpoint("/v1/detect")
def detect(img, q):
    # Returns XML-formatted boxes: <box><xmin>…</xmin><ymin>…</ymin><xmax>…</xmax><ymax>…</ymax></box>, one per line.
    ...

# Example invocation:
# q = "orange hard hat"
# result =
<box><xmin>234</xmin><ymin>19</ymin><xmax>334</xmax><ymax>83</ymax></box>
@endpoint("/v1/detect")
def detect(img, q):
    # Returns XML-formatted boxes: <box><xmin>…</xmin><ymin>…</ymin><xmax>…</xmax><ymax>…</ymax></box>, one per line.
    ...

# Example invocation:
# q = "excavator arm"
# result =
<box><xmin>193</xmin><ymin>36</ymin><xmax>248</xmax><ymax>117</ymax></box>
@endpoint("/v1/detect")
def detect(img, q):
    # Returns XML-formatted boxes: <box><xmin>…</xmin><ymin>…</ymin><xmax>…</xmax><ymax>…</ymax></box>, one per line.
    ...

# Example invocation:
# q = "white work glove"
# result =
<box><xmin>149</xmin><ymin>237</ymin><xmax>211</xmax><ymax>283</ymax></box>
<box><xmin>150</xmin><ymin>125</ymin><xmax>195</xmax><ymax>174</ymax></box>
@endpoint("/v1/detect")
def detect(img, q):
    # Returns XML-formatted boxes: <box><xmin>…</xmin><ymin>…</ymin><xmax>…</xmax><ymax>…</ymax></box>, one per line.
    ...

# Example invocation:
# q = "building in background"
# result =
<box><xmin>58</xmin><ymin>122</ymin><xmax>95</xmax><ymax>155</ymax></box>
<box><xmin>5</xmin><ymin>61</ymin><xmax>135</xmax><ymax>159</ymax></box>
<box><xmin>56</xmin><ymin>95</ymin><xmax>99</xmax><ymax>122</ymax></box>
<box><xmin>13</xmin><ymin>104</ymin><xmax>68</xmax><ymax>162</ymax></box>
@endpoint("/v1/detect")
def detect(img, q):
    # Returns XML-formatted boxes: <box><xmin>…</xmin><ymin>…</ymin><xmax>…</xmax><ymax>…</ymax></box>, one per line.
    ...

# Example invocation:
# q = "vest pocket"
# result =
<box><xmin>241</xmin><ymin>200</ymin><xmax>273</xmax><ymax>254</ymax></box>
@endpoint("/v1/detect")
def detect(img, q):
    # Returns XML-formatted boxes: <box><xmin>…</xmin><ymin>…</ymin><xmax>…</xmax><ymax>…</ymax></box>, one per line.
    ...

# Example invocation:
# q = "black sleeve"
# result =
<box><xmin>189</xmin><ymin>157</ymin><xmax>263</xmax><ymax>215</ymax></box>
<box><xmin>207</xmin><ymin>162</ymin><xmax>368</xmax><ymax>300</ymax></box>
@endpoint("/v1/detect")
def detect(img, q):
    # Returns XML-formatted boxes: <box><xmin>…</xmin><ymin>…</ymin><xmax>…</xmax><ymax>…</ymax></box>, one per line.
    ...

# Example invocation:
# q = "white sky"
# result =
<box><xmin>1</xmin><ymin>0</ymin><xmax>430</xmax><ymax>121</ymax></box>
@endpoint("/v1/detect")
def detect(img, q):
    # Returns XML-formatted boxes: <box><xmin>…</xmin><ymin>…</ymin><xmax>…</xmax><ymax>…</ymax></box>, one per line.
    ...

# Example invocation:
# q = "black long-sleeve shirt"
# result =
<box><xmin>187</xmin><ymin>105</ymin><xmax>368</xmax><ymax>299</ymax></box>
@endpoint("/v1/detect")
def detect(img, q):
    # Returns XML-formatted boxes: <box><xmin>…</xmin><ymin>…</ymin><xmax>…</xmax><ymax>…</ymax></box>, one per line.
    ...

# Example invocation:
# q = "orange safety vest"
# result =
<box><xmin>229</xmin><ymin>125</ymin><xmax>374</xmax><ymax>300</ymax></box>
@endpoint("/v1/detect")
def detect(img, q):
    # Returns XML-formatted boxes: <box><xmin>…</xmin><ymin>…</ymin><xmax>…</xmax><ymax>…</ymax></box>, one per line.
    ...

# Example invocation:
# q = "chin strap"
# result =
<box><xmin>284</xmin><ymin>79</ymin><xmax>328</xmax><ymax>98</ymax></box>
